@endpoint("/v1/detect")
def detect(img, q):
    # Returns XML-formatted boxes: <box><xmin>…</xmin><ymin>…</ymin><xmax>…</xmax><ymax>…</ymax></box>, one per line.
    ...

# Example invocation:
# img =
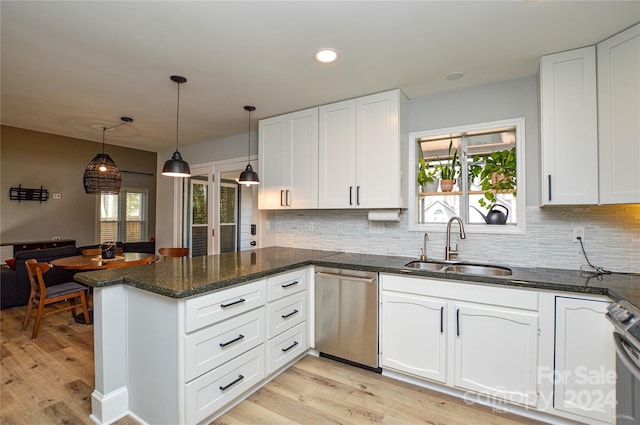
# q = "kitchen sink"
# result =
<box><xmin>404</xmin><ymin>260</ymin><xmax>512</xmax><ymax>277</ymax></box>
<box><xmin>444</xmin><ymin>263</ymin><xmax>512</xmax><ymax>276</ymax></box>
<box><xmin>403</xmin><ymin>260</ymin><xmax>448</xmax><ymax>271</ymax></box>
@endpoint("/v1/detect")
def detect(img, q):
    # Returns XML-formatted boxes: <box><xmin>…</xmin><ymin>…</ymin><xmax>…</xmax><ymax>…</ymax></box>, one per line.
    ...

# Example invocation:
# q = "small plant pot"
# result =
<box><xmin>440</xmin><ymin>179</ymin><xmax>455</xmax><ymax>192</ymax></box>
<box><xmin>424</xmin><ymin>180</ymin><xmax>439</xmax><ymax>193</ymax></box>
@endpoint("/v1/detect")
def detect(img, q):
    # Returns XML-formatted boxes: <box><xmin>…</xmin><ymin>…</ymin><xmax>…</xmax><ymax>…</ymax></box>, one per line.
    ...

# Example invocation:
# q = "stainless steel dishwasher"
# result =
<box><xmin>314</xmin><ymin>267</ymin><xmax>380</xmax><ymax>371</ymax></box>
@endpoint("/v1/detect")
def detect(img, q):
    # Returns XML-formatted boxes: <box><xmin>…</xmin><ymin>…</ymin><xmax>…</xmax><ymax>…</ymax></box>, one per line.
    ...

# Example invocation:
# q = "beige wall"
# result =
<box><xmin>1</xmin><ymin>126</ymin><xmax>157</xmax><ymax>247</ymax></box>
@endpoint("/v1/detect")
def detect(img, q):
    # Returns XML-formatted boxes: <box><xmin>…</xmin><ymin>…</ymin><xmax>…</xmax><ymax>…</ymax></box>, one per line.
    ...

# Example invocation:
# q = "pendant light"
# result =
<box><xmin>162</xmin><ymin>75</ymin><xmax>191</xmax><ymax>178</ymax></box>
<box><xmin>83</xmin><ymin>116</ymin><xmax>133</xmax><ymax>194</ymax></box>
<box><xmin>238</xmin><ymin>105</ymin><xmax>259</xmax><ymax>186</ymax></box>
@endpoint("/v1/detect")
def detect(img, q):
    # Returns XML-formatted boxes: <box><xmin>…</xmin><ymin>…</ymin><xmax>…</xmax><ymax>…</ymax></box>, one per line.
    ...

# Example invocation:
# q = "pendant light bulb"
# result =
<box><xmin>238</xmin><ymin>105</ymin><xmax>259</xmax><ymax>186</ymax></box>
<box><xmin>162</xmin><ymin>75</ymin><xmax>191</xmax><ymax>178</ymax></box>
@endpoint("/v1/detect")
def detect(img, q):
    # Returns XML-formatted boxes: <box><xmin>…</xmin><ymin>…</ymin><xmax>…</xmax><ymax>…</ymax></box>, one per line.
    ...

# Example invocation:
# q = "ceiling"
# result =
<box><xmin>1</xmin><ymin>1</ymin><xmax>638</xmax><ymax>153</ymax></box>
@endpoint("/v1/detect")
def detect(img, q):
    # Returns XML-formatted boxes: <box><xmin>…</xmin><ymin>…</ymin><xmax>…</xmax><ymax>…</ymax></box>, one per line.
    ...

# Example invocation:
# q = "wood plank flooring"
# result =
<box><xmin>2</xmin><ymin>305</ymin><xmax>545</xmax><ymax>425</ymax></box>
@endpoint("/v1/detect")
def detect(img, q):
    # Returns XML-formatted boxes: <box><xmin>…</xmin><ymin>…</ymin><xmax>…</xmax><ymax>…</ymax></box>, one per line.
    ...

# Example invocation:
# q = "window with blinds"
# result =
<box><xmin>99</xmin><ymin>188</ymin><xmax>148</xmax><ymax>243</ymax></box>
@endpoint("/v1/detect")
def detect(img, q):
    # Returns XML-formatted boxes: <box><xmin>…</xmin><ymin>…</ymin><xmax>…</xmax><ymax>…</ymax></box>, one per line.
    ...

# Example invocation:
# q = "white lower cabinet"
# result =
<box><xmin>453</xmin><ymin>302</ymin><xmax>538</xmax><ymax>407</ymax></box>
<box><xmin>553</xmin><ymin>296</ymin><xmax>614</xmax><ymax>424</ymax></box>
<box><xmin>380</xmin><ymin>274</ymin><xmax>539</xmax><ymax>408</ymax></box>
<box><xmin>265</xmin><ymin>268</ymin><xmax>310</xmax><ymax>374</ymax></box>
<box><xmin>381</xmin><ymin>291</ymin><xmax>447</xmax><ymax>383</ymax></box>
<box><xmin>185</xmin><ymin>344</ymin><xmax>266</xmax><ymax>424</ymax></box>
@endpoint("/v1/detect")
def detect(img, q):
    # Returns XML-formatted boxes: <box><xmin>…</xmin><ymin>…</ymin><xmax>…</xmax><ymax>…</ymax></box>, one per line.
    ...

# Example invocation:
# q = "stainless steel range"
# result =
<box><xmin>606</xmin><ymin>300</ymin><xmax>640</xmax><ymax>424</ymax></box>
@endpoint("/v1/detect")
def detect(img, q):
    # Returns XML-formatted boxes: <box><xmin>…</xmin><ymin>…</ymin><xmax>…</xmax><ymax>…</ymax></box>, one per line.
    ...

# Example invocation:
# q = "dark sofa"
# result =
<box><xmin>1</xmin><ymin>240</ymin><xmax>155</xmax><ymax>309</ymax></box>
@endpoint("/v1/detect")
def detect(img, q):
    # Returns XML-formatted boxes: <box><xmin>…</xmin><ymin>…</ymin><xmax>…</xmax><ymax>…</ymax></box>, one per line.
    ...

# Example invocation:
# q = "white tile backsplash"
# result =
<box><xmin>274</xmin><ymin>205</ymin><xmax>640</xmax><ymax>273</ymax></box>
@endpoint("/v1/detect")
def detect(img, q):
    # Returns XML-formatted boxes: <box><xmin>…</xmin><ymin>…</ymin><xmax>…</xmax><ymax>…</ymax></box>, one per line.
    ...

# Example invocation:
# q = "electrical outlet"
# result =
<box><xmin>53</xmin><ymin>193</ymin><xmax>61</xmax><ymax>199</ymax></box>
<box><xmin>572</xmin><ymin>227</ymin><xmax>586</xmax><ymax>243</ymax></box>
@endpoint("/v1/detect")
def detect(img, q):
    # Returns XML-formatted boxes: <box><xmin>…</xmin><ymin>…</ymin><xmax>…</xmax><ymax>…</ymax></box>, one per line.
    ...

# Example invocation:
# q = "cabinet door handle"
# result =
<box><xmin>219</xmin><ymin>374</ymin><xmax>244</xmax><ymax>391</ymax></box>
<box><xmin>280</xmin><ymin>190</ymin><xmax>285</xmax><ymax>206</ymax></box>
<box><xmin>349</xmin><ymin>186</ymin><xmax>353</xmax><ymax>205</ymax></box>
<box><xmin>440</xmin><ymin>306</ymin><xmax>444</xmax><ymax>333</ymax></box>
<box><xmin>281</xmin><ymin>309</ymin><xmax>299</xmax><ymax>319</ymax></box>
<box><xmin>548</xmin><ymin>175</ymin><xmax>552</xmax><ymax>201</ymax></box>
<box><xmin>281</xmin><ymin>341</ymin><xmax>299</xmax><ymax>352</ymax></box>
<box><xmin>219</xmin><ymin>334</ymin><xmax>245</xmax><ymax>347</ymax></box>
<box><xmin>220</xmin><ymin>298</ymin><xmax>245</xmax><ymax>308</ymax></box>
<box><xmin>456</xmin><ymin>308</ymin><xmax>460</xmax><ymax>336</ymax></box>
<box><xmin>281</xmin><ymin>281</ymin><xmax>299</xmax><ymax>288</ymax></box>
<box><xmin>356</xmin><ymin>186</ymin><xmax>361</xmax><ymax>205</ymax></box>
<box><xmin>286</xmin><ymin>190</ymin><xmax>291</xmax><ymax>207</ymax></box>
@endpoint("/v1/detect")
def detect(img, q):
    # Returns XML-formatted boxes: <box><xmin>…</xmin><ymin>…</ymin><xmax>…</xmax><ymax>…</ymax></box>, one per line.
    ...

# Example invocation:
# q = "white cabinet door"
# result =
<box><xmin>598</xmin><ymin>23</ymin><xmax>640</xmax><ymax>205</ymax></box>
<box><xmin>381</xmin><ymin>291</ymin><xmax>447</xmax><ymax>383</ymax></box>
<box><xmin>454</xmin><ymin>302</ymin><xmax>539</xmax><ymax>407</ymax></box>
<box><xmin>554</xmin><ymin>297</ymin><xmax>614</xmax><ymax>424</ymax></box>
<box><xmin>318</xmin><ymin>99</ymin><xmax>356</xmax><ymax>208</ymax></box>
<box><xmin>287</xmin><ymin>108</ymin><xmax>318</xmax><ymax>209</ymax></box>
<box><xmin>258</xmin><ymin>109</ymin><xmax>318</xmax><ymax>209</ymax></box>
<box><xmin>356</xmin><ymin>91</ymin><xmax>404</xmax><ymax>209</ymax></box>
<box><xmin>258</xmin><ymin>115</ymin><xmax>286</xmax><ymax>210</ymax></box>
<box><xmin>540</xmin><ymin>46</ymin><xmax>598</xmax><ymax>205</ymax></box>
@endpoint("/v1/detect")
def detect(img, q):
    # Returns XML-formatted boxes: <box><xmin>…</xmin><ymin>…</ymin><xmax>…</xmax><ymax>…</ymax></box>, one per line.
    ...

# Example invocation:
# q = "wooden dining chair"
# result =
<box><xmin>105</xmin><ymin>256</ymin><xmax>155</xmax><ymax>268</ymax></box>
<box><xmin>158</xmin><ymin>247</ymin><xmax>189</xmax><ymax>261</ymax></box>
<box><xmin>22</xmin><ymin>259</ymin><xmax>90</xmax><ymax>338</ymax></box>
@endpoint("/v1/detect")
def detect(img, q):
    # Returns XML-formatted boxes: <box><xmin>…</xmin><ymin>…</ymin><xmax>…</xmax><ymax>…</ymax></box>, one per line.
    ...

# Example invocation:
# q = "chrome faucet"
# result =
<box><xmin>445</xmin><ymin>217</ymin><xmax>466</xmax><ymax>261</ymax></box>
<box><xmin>420</xmin><ymin>232</ymin><xmax>429</xmax><ymax>261</ymax></box>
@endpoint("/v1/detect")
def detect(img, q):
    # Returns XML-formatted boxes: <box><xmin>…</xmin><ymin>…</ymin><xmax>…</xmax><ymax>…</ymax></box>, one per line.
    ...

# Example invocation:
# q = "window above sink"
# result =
<box><xmin>408</xmin><ymin>117</ymin><xmax>526</xmax><ymax>234</ymax></box>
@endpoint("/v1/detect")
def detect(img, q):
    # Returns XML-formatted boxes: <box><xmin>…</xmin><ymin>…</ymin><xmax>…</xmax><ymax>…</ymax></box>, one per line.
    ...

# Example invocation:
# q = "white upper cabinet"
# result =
<box><xmin>540</xmin><ymin>46</ymin><xmax>598</xmax><ymax>205</ymax></box>
<box><xmin>318</xmin><ymin>99</ymin><xmax>356</xmax><ymax>208</ymax></box>
<box><xmin>598</xmin><ymin>23</ymin><xmax>640</xmax><ymax>204</ymax></box>
<box><xmin>318</xmin><ymin>89</ymin><xmax>408</xmax><ymax>209</ymax></box>
<box><xmin>258</xmin><ymin>108</ymin><xmax>318</xmax><ymax>210</ymax></box>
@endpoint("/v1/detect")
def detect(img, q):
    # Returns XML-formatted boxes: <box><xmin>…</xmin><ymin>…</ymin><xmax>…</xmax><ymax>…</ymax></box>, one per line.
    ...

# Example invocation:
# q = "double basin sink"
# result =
<box><xmin>404</xmin><ymin>260</ymin><xmax>512</xmax><ymax>277</ymax></box>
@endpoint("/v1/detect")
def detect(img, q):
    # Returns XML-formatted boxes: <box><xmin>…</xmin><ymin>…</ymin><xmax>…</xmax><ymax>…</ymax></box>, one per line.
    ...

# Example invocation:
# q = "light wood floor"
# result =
<box><xmin>2</xmin><ymin>305</ymin><xmax>545</xmax><ymax>425</ymax></box>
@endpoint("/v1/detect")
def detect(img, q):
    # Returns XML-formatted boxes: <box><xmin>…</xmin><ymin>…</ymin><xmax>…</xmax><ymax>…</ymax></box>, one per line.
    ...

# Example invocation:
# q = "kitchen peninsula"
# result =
<box><xmin>75</xmin><ymin>247</ymin><xmax>640</xmax><ymax>425</ymax></box>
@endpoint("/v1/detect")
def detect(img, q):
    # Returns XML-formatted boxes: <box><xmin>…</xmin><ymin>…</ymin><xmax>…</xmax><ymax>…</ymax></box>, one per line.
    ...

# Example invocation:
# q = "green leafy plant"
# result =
<box><xmin>474</xmin><ymin>147</ymin><xmax>517</xmax><ymax>207</ymax></box>
<box><xmin>438</xmin><ymin>140</ymin><xmax>459</xmax><ymax>181</ymax></box>
<box><xmin>417</xmin><ymin>157</ymin><xmax>437</xmax><ymax>186</ymax></box>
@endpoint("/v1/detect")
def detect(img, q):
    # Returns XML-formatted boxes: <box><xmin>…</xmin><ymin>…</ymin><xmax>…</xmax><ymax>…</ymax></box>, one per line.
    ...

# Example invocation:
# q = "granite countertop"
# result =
<box><xmin>73</xmin><ymin>246</ymin><xmax>640</xmax><ymax>306</ymax></box>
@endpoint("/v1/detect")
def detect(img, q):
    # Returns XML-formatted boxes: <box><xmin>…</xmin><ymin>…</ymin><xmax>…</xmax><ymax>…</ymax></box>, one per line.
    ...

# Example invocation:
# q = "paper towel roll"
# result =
<box><xmin>367</xmin><ymin>209</ymin><xmax>401</xmax><ymax>222</ymax></box>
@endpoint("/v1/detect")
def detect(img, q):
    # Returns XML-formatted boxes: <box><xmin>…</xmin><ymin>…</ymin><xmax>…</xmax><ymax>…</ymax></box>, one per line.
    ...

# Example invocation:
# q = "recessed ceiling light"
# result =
<box><xmin>315</xmin><ymin>48</ymin><xmax>338</xmax><ymax>64</ymax></box>
<box><xmin>446</xmin><ymin>72</ymin><xmax>464</xmax><ymax>81</ymax></box>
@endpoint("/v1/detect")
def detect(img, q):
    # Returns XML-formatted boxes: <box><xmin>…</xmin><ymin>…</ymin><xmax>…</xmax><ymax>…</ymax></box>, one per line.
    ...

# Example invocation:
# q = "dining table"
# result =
<box><xmin>50</xmin><ymin>252</ymin><xmax>158</xmax><ymax>270</ymax></box>
<box><xmin>50</xmin><ymin>252</ymin><xmax>158</xmax><ymax>323</ymax></box>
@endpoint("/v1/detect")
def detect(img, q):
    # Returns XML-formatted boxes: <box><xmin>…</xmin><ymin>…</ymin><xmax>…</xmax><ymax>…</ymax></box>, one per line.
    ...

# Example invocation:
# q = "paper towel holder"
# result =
<box><xmin>367</xmin><ymin>209</ymin><xmax>401</xmax><ymax>222</ymax></box>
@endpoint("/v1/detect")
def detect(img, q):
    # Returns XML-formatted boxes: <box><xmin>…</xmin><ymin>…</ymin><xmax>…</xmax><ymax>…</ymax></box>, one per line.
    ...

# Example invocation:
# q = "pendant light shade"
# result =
<box><xmin>238</xmin><ymin>105</ymin><xmax>259</xmax><ymax>186</ymax></box>
<box><xmin>162</xmin><ymin>75</ymin><xmax>191</xmax><ymax>178</ymax></box>
<box><xmin>83</xmin><ymin>117</ymin><xmax>133</xmax><ymax>194</ymax></box>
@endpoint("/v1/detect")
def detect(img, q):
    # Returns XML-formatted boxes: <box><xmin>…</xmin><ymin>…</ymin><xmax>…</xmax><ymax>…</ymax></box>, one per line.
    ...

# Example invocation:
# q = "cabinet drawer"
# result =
<box><xmin>267</xmin><ymin>268</ymin><xmax>307</xmax><ymax>302</ymax></box>
<box><xmin>267</xmin><ymin>291</ymin><xmax>306</xmax><ymax>339</ymax></box>
<box><xmin>185</xmin><ymin>307</ymin><xmax>265</xmax><ymax>382</ymax></box>
<box><xmin>185</xmin><ymin>280</ymin><xmax>266</xmax><ymax>333</ymax></box>
<box><xmin>267</xmin><ymin>322</ymin><xmax>307</xmax><ymax>374</ymax></box>
<box><xmin>185</xmin><ymin>344</ymin><xmax>265</xmax><ymax>425</ymax></box>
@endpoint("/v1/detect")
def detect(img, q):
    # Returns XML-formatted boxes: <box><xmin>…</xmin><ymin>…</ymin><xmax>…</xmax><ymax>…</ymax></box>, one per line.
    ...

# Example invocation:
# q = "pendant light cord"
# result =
<box><xmin>101</xmin><ymin>117</ymin><xmax>133</xmax><ymax>154</ymax></box>
<box><xmin>175</xmin><ymin>81</ymin><xmax>181</xmax><ymax>152</ymax></box>
<box><xmin>247</xmin><ymin>107</ymin><xmax>251</xmax><ymax>164</ymax></box>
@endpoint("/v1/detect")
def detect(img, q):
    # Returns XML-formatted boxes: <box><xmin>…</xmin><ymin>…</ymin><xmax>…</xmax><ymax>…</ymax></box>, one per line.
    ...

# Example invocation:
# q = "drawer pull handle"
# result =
<box><xmin>281</xmin><ymin>281</ymin><xmax>299</xmax><ymax>288</ymax></box>
<box><xmin>220</xmin><ymin>298</ymin><xmax>245</xmax><ymax>308</ymax></box>
<box><xmin>219</xmin><ymin>374</ymin><xmax>244</xmax><ymax>391</ymax></box>
<box><xmin>281</xmin><ymin>341</ymin><xmax>299</xmax><ymax>352</ymax></box>
<box><xmin>281</xmin><ymin>309</ymin><xmax>299</xmax><ymax>319</ymax></box>
<box><xmin>219</xmin><ymin>334</ymin><xmax>245</xmax><ymax>347</ymax></box>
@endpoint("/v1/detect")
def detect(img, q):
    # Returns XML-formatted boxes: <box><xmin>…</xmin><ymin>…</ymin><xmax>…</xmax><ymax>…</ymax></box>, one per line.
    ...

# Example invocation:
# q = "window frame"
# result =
<box><xmin>96</xmin><ymin>187</ymin><xmax>149</xmax><ymax>243</ymax></box>
<box><xmin>407</xmin><ymin>117</ymin><xmax>526</xmax><ymax>234</ymax></box>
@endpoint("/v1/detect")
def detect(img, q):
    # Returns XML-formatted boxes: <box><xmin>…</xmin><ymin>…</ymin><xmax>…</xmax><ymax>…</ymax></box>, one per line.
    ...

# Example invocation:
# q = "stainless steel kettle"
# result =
<box><xmin>472</xmin><ymin>204</ymin><xmax>509</xmax><ymax>225</ymax></box>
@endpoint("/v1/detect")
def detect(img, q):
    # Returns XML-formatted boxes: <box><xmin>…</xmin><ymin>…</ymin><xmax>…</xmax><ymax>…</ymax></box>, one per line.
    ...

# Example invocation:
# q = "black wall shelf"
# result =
<box><xmin>9</xmin><ymin>185</ymin><xmax>49</xmax><ymax>203</ymax></box>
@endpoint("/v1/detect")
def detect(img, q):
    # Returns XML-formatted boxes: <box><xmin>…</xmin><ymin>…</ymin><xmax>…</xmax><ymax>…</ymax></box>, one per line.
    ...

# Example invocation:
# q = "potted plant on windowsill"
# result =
<box><xmin>438</xmin><ymin>140</ymin><xmax>459</xmax><ymax>192</ymax></box>
<box><xmin>417</xmin><ymin>157</ymin><xmax>438</xmax><ymax>193</ymax></box>
<box><xmin>475</xmin><ymin>147</ymin><xmax>516</xmax><ymax>207</ymax></box>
